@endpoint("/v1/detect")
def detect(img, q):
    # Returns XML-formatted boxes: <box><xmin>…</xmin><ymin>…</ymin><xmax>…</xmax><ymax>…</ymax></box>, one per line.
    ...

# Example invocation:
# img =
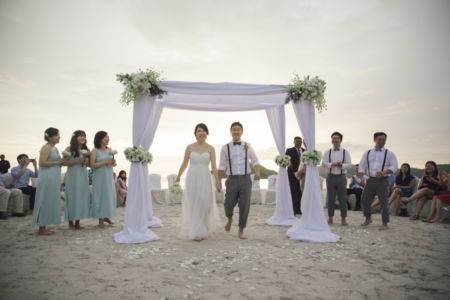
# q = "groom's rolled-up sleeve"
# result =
<box><xmin>248</xmin><ymin>145</ymin><xmax>259</xmax><ymax>166</ymax></box>
<box><xmin>218</xmin><ymin>145</ymin><xmax>227</xmax><ymax>171</ymax></box>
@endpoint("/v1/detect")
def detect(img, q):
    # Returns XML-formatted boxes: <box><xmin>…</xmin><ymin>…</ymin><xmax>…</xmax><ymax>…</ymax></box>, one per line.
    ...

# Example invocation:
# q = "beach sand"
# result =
<box><xmin>1</xmin><ymin>204</ymin><xmax>449</xmax><ymax>300</ymax></box>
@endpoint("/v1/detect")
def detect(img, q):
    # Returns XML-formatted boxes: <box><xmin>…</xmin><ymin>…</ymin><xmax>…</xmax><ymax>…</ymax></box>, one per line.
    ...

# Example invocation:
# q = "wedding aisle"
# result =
<box><xmin>1</xmin><ymin>205</ymin><xmax>449</xmax><ymax>300</ymax></box>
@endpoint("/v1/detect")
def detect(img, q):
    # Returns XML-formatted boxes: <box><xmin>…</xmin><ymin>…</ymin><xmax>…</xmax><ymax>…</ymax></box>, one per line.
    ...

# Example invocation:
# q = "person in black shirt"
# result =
<box><xmin>0</xmin><ymin>154</ymin><xmax>10</xmax><ymax>174</ymax></box>
<box><xmin>285</xmin><ymin>136</ymin><xmax>305</xmax><ymax>215</ymax></box>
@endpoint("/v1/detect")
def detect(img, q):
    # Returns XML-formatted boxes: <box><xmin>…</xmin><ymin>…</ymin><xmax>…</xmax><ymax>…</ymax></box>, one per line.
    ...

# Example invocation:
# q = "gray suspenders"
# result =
<box><xmin>329</xmin><ymin>149</ymin><xmax>346</xmax><ymax>175</ymax></box>
<box><xmin>367</xmin><ymin>149</ymin><xmax>388</xmax><ymax>176</ymax></box>
<box><xmin>227</xmin><ymin>143</ymin><xmax>248</xmax><ymax>176</ymax></box>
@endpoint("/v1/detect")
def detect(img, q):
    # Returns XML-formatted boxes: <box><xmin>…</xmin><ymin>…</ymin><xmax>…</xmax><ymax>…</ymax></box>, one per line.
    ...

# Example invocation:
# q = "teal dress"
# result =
<box><xmin>64</xmin><ymin>154</ymin><xmax>90</xmax><ymax>221</ymax></box>
<box><xmin>91</xmin><ymin>149</ymin><xmax>116</xmax><ymax>218</ymax></box>
<box><xmin>33</xmin><ymin>147</ymin><xmax>62</xmax><ymax>226</ymax></box>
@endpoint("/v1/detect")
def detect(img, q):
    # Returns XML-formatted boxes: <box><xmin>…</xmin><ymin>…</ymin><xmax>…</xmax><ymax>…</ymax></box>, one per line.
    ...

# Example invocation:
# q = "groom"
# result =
<box><xmin>218</xmin><ymin>122</ymin><xmax>260</xmax><ymax>239</ymax></box>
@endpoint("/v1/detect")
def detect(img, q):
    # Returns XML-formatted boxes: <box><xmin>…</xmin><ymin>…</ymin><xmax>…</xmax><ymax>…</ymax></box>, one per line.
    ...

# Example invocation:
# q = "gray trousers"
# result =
<box><xmin>326</xmin><ymin>174</ymin><xmax>347</xmax><ymax>218</ymax></box>
<box><xmin>224</xmin><ymin>175</ymin><xmax>252</xmax><ymax>228</ymax></box>
<box><xmin>362</xmin><ymin>177</ymin><xmax>390</xmax><ymax>224</ymax></box>
<box><xmin>0</xmin><ymin>187</ymin><xmax>23</xmax><ymax>213</ymax></box>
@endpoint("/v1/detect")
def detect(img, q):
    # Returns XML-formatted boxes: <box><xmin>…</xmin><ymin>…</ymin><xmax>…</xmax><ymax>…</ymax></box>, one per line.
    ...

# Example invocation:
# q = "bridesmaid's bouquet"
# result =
<box><xmin>109</xmin><ymin>149</ymin><xmax>118</xmax><ymax>157</ymax></box>
<box><xmin>285</xmin><ymin>74</ymin><xmax>327</xmax><ymax>112</ymax></box>
<box><xmin>275</xmin><ymin>155</ymin><xmax>291</xmax><ymax>168</ymax></box>
<box><xmin>62</xmin><ymin>151</ymin><xmax>71</xmax><ymax>158</ymax></box>
<box><xmin>124</xmin><ymin>146</ymin><xmax>153</xmax><ymax>164</ymax></box>
<box><xmin>301</xmin><ymin>150</ymin><xmax>322</xmax><ymax>166</ymax></box>
<box><xmin>169</xmin><ymin>182</ymin><xmax>182</xmax><ymax>195</ymax></box>
<box><xmin>80</xmin><ymin>150</ymin><xmax>89</xmax><ymax>156</ymax></box>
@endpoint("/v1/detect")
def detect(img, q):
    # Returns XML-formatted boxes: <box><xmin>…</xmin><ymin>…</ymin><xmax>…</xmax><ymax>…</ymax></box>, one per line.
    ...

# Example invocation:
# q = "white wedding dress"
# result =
<box><xmin>181</xmin><ymin>152</ymin><xmax>220</xmax><ymax>239</ymax></box>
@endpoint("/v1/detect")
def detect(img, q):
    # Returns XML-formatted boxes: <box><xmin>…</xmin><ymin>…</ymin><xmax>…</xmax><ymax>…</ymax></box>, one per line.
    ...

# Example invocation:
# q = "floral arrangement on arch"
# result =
<box><xmin>285</xmin><ymin>74</ymin><xmax>327</xmax><ymax>112</ymax></box>
<box><xmin>301</xmin><ymin>150</ymin><xmax>322</xmax><ymax>166</ymax></box>
<box><xmin>124</xmin><ymin>146</ymin><xmax>153</xmax><ymax>164</ymax></box>
<box><xmin>116</xmin><ymin>68</ymin><xmax>166</xmax><ymax>105</ymax></box>
<box><xmin>169</xmin><ymin>182</ymin><xmax>182</xmax><ymax>195</ymax></box>
<box><xmin>275</xmin><ymin>155</ymin><xmax>291</xmax><ymax>168</ymax></box>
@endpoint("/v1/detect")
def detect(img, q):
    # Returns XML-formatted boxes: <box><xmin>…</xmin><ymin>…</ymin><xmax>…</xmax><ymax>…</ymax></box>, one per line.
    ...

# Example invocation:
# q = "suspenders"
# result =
<box><xmin>367</xmin><ymin>149</ymin><xmax>388</xmax><ymax>176</ymax></box>
<box><xmin>227</xmin><ymin>143</ymin><xmax>248</xmax><ymax>176</ymax></box>
<box><xmin>328</xmin><ymin>149</ymin><xmax>346</xmax><ymax>175</ymax></box>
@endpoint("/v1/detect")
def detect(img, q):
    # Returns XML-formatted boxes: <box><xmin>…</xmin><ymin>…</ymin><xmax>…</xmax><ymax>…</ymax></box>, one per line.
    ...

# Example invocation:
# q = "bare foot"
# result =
<box><xmin>238</xmin><ymin>229</ymin><xmax>248</xmax><ymax>240</ymax></box>
<box><xmin>38</xmin><ymin>229</ymin><xmax>54</xmax><ymax>235</ymax></box>
<box><xmin>194</xmin><ymin>237</ymin><xmax>203</xmax><ymax>242</ymax></box>
<box><xmin>98</xmin><ymin>220</ymin><xmax>105</xmax><ymax>229</ymax></box>
<box><xmin>379</xmin><ymin>224</ymin><xmax>389</xmax><ymax>230</ymax></box>
<box><xmin>103</xmin><ymin>218</ymin><xmax>114</xmax><ymax>225</ymax></box>
<box><xmin>75</xmin><ymin>225</ymin><xmax>84</xmax><ymax>230</ymax></box>
<box><xmin>341</xmin><ymin>218</ymin><xmax>348</xmax><ymax>226</ymax></box>
<box><xmin>225</xmin><ymin>218</ymin><xmax>232</xmax><ymax>232</ymax></box>
<box><xmin>68</xmin><ymin>221</ymin><xmax>75</xmax><ymax>230</ymax></box>
<box><xmin>328</xmin><ymin>217</ymin><xmax>333</xmax><ymax>225</ymax></box>
<box><xmin>360</xmin><ymin>218</ymin><xmax>372</xmax><ymax>226</ymax></box>
<box><xmin>430</xmin><ymin>218</ymin><xmax>442</xmax><ymax>223</ymax></box>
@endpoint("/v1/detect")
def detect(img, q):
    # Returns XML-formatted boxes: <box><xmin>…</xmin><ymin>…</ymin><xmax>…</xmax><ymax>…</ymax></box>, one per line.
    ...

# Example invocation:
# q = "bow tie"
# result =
<box><xmin>333</xmin><ymin>148</ymin><xmax>340</xmax><ymax>151</ymax></box>
<box><xmin>233</xmin><ymin>142</ymin><xmax>241</xmax><ymax>146</ymax></box>
<box><xmin>375</xmin><ymin>148</ymin><xmax>383</xmax><ymax>152</ymax></box>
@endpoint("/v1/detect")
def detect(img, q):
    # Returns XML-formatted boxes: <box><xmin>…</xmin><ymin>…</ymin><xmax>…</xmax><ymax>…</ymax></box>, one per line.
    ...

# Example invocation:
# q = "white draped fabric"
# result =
<box><xmin>286</xmin><ymin>100</ymin><xmax>339</xmax><ymax>243</ymax></box>
<box><xmin>115</xmin><ymin>81</ymin><xmax>334</xmax><ymax>243</ymax></box>
<box><xmin>265</xmin><ymin>106</ymin><xmax>298</xmax><ymax>226</ymax></box>
<box><xmin>114</xmin><ymin>95</ymin><xmax>162</xmax><ymax>244</ymax></box>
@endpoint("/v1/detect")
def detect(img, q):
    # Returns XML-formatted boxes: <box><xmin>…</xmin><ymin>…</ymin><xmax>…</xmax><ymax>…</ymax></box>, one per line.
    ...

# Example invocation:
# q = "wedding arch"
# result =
<box><xmin>113</xmin><ymin>80</ymin><xmax>339</xmax><ymax>244</ymax></box>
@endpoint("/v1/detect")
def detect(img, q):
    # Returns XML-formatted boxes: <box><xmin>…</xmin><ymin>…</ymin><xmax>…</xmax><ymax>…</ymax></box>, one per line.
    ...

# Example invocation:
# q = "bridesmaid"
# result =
<box><xmin>63</xmin><ymin>130</ymin><xmax>90</xmax><ymax>229</ymax></box>
<box><xmin>90</xmin><ymin>131</ymin><xmax>117</xmax><ymax>228</ymax></box>
<box><xmin>33</xmin><ymin>127</ymin><xmax>63</xmax><ymax>235</ymax></box>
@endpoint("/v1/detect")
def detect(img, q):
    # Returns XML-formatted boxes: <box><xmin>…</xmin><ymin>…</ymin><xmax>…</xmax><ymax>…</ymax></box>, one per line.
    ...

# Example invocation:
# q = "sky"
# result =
<box><xmin>0</xmin><ymin>0</ymin><xmax>449</xmax><ymax>182</ymax></box>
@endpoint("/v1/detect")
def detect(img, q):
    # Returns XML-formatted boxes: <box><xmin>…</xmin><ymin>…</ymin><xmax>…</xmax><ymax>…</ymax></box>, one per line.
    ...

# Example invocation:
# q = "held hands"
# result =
<box><xmin>295</xmin><ymin>171</ymin><xmax>302</xmax><ymax>180</ymax></box>
<box><xmin>376</xmin><ymin>171</ymin><xmax>384</xmax><ymax>178</ymax></box>
<box><xmin>332</xmin><ymin>162</ymin><xmax>342</xmax><ymax>167</ymax></box>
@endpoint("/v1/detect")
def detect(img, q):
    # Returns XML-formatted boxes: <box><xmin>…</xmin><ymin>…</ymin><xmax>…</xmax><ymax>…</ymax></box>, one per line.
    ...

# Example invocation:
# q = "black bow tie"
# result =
<box><xmin>233</xmin><ymin>142</ymin><xmax>241</xmax><ymax>146</ymax></box>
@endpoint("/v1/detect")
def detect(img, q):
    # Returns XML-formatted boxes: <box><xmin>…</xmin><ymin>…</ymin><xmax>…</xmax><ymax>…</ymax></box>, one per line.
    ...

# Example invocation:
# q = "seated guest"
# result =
<box><xmin>0</xmin><ymin>174</ymin><xmax>26</xmax><ymax>219</ymax></box>
<box><xmin>422</xmin><ymin>168</ymin><xmax>449</xmax><ymax>223</ymax></box>
<box><xmin>401</xmin><ymin>161</ymin><xmax>446</xmax><ymax>220</ymax></box>
<box><xmin>371</xmin><ymin>163</ymin><xmax>415</xmax><ymax>216</ymax></box>
<box><xmin>11</xmin><ymin>154</ymin><xmax>38</xmax><ymax>213</ymax></box>
<box><xmin>116</xmin><ymin>170</ymin><xmax>128</xmax><ymax>206</ymax></box>
<box><xmin>0</xmin><ymin>154</ymin><xmax>11</xmax><ymax>174</ymax></box>
<box><xmin>347</xmin><ymin>164</ymin><xmax>367</xmax><ymax>211</ymax></box>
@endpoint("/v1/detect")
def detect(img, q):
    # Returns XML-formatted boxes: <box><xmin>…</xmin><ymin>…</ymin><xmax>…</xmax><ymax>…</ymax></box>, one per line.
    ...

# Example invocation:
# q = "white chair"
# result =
<box><xmin>250</xmin><ymin>175</ymin><xmax>262</xmax><ymax>205</ymax></box>
<box><xmin>210</xmin><ymin>174</ymin><xmax>225</xmax><ymax>204</ymax></box>
<box><xmin>264</xmin><ymin>175</ymin><xmax>277</xmax><ymax>206</ymax></box>
<box><xmin>149</xmin><ymin>173</ymin><xmax>166</xmax><ymax>205</ymax></box>
<box><xmin>166</xmin><ymin>174</ymin><xmax>182</xmax><ymax>204</ymax></box>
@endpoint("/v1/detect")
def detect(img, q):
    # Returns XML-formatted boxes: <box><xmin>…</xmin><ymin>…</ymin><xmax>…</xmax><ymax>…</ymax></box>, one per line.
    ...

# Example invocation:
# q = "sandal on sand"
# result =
<box><xmin>410</xmin><ymin>215</ymin><xmax>419</xmax><ymax>220</ymax></box>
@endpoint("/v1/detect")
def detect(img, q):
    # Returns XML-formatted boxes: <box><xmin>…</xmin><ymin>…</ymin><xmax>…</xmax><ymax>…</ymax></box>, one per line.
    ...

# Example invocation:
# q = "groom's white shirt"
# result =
<box><xmin>219</xmin><ymin>141</ymin><xmax>259</xmax><ymax>176</ymax></box>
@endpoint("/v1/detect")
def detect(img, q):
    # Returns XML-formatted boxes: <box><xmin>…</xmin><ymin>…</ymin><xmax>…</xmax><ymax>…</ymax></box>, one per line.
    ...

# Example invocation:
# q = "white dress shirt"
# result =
<box><xmin>218</xmin><ymin>141</ymin><xmax>259</xmax><ymax>176</ymax></box>
<box><xmin>358</xmin><ymin>147</ymin><xmax>398</xmax><ymax>177</ymax></box>
<box><xmin>321</xmin><ymin>148</ymin><xmax>352</xmax><ymax>175</ymax></box>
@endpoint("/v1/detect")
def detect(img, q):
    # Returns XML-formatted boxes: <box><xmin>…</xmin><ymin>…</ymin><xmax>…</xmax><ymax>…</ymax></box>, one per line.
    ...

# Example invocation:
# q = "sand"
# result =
<box><xmin>1</xmin><ymin>204</ymin><xmax>449</xmax><ymax>300</ymax></box>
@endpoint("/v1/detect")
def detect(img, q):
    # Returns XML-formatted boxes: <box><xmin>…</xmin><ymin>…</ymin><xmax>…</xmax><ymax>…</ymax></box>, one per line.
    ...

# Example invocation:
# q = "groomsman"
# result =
<box><xmin>218</xmin><ymin>122</ymin><xmax>260</xmax><ymax>239</ymax></box>
<box><xmin>359</xmin><ymin>132</ymin><xmax>398</xmax><ymax>230</ymax></box>
<box><xmin>322</xmin><ymin>132</ymin><xmax>352</xmax><ymax>225</ymax></box>
<box><xmin>285</xmin><ymin>136</ymin><xmax>305</xmax><ymax>215</ymax></box>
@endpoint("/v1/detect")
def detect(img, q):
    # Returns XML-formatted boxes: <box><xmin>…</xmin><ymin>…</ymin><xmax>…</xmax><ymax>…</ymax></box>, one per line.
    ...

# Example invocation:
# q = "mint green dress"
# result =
<box><xmin>33</xmin><ymin>147</ymin><xmax>62</xmax><ymax>226</ymax></box>
<box><xmin>64</xmin><ymin>154</ymin><xmax>90</xmax><ymax>221</ymax></box>
<box><xmin>91</xmin><ymin>149</ymin><xmax>116</xmax><ymax>218</ymax></box>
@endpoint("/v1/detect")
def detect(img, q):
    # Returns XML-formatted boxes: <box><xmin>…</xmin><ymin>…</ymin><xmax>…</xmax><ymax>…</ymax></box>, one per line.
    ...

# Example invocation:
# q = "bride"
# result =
<box><xmin>176</xmin><ymin>123</ymin><xmax>221</xmax><ymax>241</ymax></box>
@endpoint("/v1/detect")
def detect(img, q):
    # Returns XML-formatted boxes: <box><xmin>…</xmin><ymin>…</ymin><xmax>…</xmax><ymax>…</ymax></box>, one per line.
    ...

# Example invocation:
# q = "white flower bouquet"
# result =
<box><xmin>301</xmin><ymin>150</ymin><xmax>322</xmax><ymax>166</ymax></box>
<box><xmin>275</xmin><ymin>155</ymin><xmax>291</xmax><ymax>168</ymax></box>
<box><xmin>80</xmin><ymin>149</ymin><xmax>89</xmax><ymax>156</ymax></box>
<box><xmin>285</xmin><ymin>74</ymin><xmax>327</xmax><ymax>112</ymax></box>
<box><xmin>169</xmin><ymin>182</ymin><xmax>182</xmax><ymax>195</ymax></box>
<box><xmin>109</xmin><ymin>149</ymin><xmax>118</xmax><ymax>157</ymax></box>
<box><xmin>116</xmin><ymin>68</ymin><xmax>166</xmax><ymax>105</ymax></box>
<box><xmin>62</xmin><ymin>150</ymin><xmax>71</xmax><ymax>158</ymax></box>
<box><xmin>124</xmin><ymin>146</ymin><xmax>153</xmax><ymax>164</ymax></box>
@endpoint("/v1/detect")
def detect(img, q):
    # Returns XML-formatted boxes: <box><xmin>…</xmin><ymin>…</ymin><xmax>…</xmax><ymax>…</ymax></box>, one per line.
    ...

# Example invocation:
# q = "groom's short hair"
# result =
<box><xmin>230</xmin><ymin>122</ymin><xmax>243</xmax><ymax>130</ymax></box>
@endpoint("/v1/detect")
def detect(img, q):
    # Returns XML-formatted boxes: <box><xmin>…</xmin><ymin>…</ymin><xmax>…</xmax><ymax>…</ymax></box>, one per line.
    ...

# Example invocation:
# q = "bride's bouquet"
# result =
<box><xmin>275</xmin><ymin>155</ymin><xmax>291</xmax><ymax>168</ymax></box>
<box><xmin>124</xmin><ymin>146</ymin><xmax>153</xmax><ymax>164</ymax></box>
<box><xmin>301</xmin><ymin>150</ymin><xmax>322</xmax><ymax>166</ymax></box>
<box><xmin>116</xmin><ymin>68</ymin><xmax>167</xmax><ymax>105</ymax></box>
<box><xmin>169</xmin><ymin>182</ymin><xmax>182</xmax><ymax>195</ymax></box>
<box><xmin>285</xmin><ymin>74</ymin><xmax>327</xmax><ymax>112</ymax></box>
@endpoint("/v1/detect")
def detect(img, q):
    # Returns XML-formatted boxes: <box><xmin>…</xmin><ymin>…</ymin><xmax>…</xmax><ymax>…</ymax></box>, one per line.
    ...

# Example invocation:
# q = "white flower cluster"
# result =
<box><xmin>62</xmin><ymin>150</ymin><xmax>71</xmax><ymax>158</ymax></box>
<box><xmin>109</xmin><ymin>149</ymin><xmax>118</xmax><ymax>156</ymax></box>
<box><xmin>169</xmin><ymin>182</ymin><xmax>182</xmax><ymax>195</ymax></box>
<box><xmin>274</xmin><ymin>155</ymin><xmax>291</xmax><ymax>168</ymax></box>
<box><xmin>301</xmin><ymin>150</ymin><xmax>322</xmax><ymax>166</ymax></box>
<box><xmin>116</xmin><ymin>68</ymin><xmax>166</xmax><ymax>105</ymax></box>
<box><xmin>80</xmin><ymin>150</ymin><xmax>89</xmax><ymax>156</ymax></box>
<box><xmin>124</xmin><ymin>146</ymin><xmax>152</xmax><ymax>164</ymax></box>
<box><xmin>286</xmin><ymin>74</ymin><xmax>327</xmax><ymax>112</ymax></box>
